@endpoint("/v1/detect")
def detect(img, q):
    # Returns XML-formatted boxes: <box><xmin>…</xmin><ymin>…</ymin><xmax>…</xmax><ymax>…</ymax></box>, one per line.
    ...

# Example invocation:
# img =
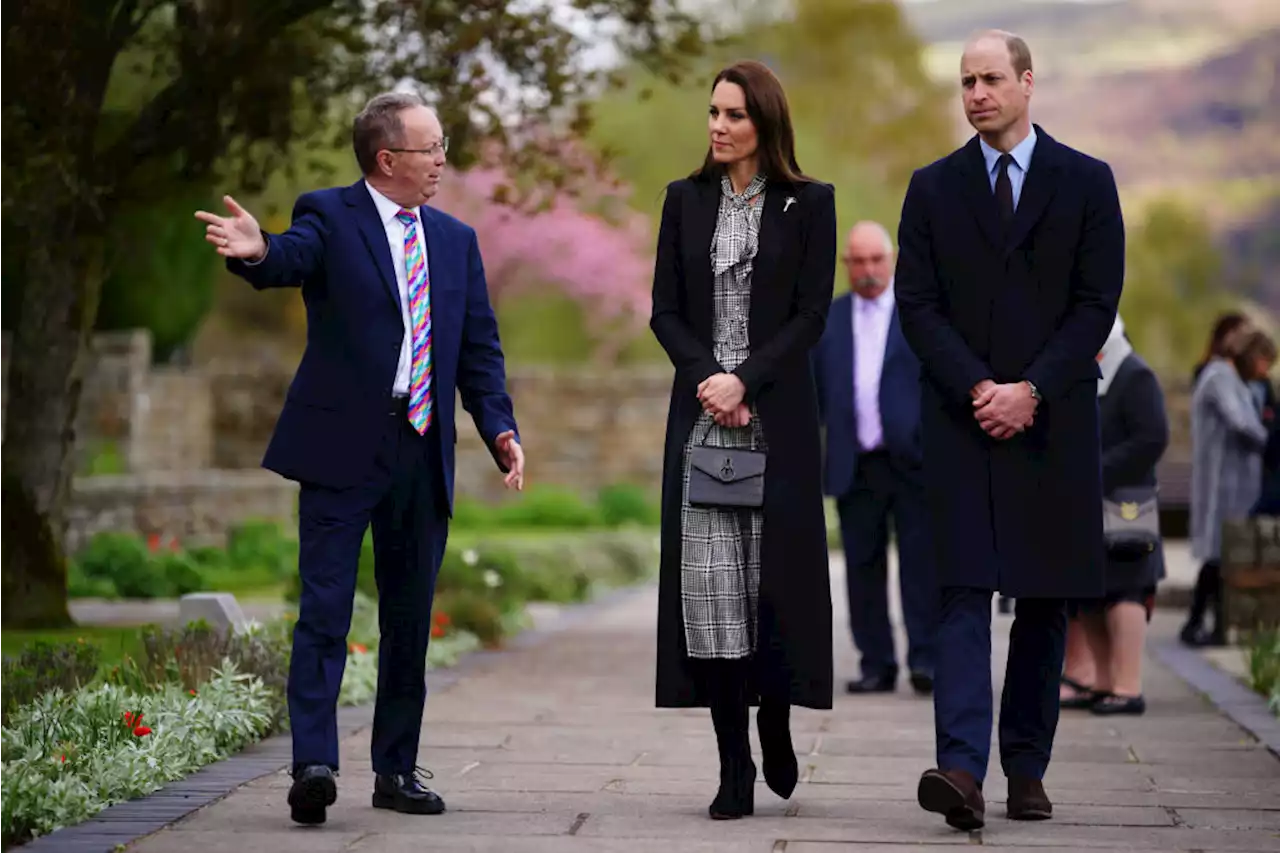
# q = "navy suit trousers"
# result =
<box><xmin>836</xmin><ymin>450</ymin><xmax>936</xmax><ymax>679</ymax></box>
<box><xmin>933</xmin><ymin>589</ymin><xmax>1067</xmax><ymax>782</ymax></box>
<box><xmin>288</xmin><ymin>397</ymin><xmax>448</xmax><ymax>776</ymax></box>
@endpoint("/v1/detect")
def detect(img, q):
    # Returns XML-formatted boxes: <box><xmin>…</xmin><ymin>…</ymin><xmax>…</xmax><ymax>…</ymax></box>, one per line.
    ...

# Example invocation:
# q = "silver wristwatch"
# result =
<box><xmin>1025</xmin><ymin>380</ymin><xmax>1042</xmax><ymax>401</ymax></box>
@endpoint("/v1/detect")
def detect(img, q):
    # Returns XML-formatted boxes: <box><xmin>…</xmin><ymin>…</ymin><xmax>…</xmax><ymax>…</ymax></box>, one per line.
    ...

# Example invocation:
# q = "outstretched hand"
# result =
<box><xmin>194</xmin><ymin>195</ymin><xmax>267</xmax><ymax>260</ymax></box>
<box><xmin>494</xmin><ymin>430</ymin><xmax>525</xmax><ymax>491</ymax></box>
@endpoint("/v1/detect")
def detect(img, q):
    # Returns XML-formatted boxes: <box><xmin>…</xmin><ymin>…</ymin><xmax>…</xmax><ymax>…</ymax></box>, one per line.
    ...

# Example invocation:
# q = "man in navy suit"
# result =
<box><xmin>895</xmin><ymin>31</ymin><xmax>1123</xmax><ymax>830</ymax></box>
<box><xmin>196</xmin><ymin>92</ymin><xmax>525</xmax><ymax>826</ymax></box>
<box><xmin>812</xmin><ymin>221</ymin><xmax>936</xmax><ymax>697</ymax></box>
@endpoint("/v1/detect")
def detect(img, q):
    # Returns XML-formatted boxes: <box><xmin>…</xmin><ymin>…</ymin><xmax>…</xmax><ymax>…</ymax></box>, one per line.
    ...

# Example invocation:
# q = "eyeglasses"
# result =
<box><xmin>386</xmin><ymin>137</ymin><xmax>449</xmax><ymax>157</ymax></box>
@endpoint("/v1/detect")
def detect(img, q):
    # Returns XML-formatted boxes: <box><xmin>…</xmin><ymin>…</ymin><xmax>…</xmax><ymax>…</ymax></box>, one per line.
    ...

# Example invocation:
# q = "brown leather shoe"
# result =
<box><xmin>1006</xmin><ymin>776</ymin><xmax>1052</xmax><ymax>820</ymax></box>
<box><xmin>917</xmin><ymin>768</ymin><xmax>985</xmax><ymax>830</ymax></box>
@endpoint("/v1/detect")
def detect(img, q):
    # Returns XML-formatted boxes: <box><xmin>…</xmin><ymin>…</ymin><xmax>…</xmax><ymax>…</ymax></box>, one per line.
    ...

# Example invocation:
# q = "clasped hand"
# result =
<box><xmin>971</xmin><ymin>379</ymin><xmax>1037</xmax><ymax>440</ymax></box>
<box><xmin>697</xmin><ymin>373</ymin><xmax>750</xmax><ymax>428</ymax></box>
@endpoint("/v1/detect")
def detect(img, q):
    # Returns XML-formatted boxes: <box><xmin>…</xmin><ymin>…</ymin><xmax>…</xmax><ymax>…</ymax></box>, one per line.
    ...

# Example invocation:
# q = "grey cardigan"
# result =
<box><xmin>1190</xmin><ymin>358</ymin><xmax>1268</xmax><ymax>561</ymax></box>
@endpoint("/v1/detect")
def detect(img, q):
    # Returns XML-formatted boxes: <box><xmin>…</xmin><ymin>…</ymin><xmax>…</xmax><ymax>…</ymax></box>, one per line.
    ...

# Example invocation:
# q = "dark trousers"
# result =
<box><xmin>288</xmin><ymin>399</ymin><xmax>448</xmax><ymax>776</ymax></box>
<box><xmin>933</xmin><ymin>589</ymin><xmax>1066</xmax><ymax>783</ymax></box>
<box><xmin>836</xmin><ymin>450</ymin><xmax>937</xmax><ymax>679</ymax></box>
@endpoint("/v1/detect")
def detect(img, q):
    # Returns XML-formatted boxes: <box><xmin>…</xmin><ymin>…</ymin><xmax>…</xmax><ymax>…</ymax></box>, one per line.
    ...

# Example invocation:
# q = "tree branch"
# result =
<box><xmin>96</xmin><ymin>0</ymin><xmax>337</xmax><ymax>201</ymax></box>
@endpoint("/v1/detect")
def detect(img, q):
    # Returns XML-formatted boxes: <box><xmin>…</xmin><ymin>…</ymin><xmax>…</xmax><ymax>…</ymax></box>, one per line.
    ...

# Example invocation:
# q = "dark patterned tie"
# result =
<box><xmin>995</xmin><ymin>153</ymin><xmax>1014</xmax><ymax>226</ymax></box>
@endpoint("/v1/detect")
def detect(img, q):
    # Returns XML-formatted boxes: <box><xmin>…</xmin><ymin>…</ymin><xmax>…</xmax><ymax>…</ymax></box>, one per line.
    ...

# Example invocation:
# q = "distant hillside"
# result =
<box><xmin>900</xmin><ymin>0</ymin><xmax>1280</xmax><ymax>303</ymax></box>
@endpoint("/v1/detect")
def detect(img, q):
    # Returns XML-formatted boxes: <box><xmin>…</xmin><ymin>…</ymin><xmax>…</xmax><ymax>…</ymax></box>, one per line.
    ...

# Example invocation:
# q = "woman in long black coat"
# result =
<box><xmin>650</xmin><ymin>59</ymin><xmax>836</xmax><ymax>821</ymax></box>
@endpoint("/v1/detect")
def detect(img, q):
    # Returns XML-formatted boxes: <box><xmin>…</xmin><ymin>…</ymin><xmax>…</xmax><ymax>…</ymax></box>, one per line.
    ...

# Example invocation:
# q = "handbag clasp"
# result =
<box><xmin>719</xmin><ymin>457</ymin><xmax>735</xmax><ymax>481</ymax></box>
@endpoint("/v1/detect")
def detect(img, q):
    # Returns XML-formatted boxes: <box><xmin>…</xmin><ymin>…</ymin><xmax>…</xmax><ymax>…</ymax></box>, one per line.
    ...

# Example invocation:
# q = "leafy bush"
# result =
<box><xmin>597</xmin><ymin>483</ymin><xmax>661</xmax><ymax>527</ymax></box>
<box><xmin>1</xmin><ymin>641</ymin><xmax>102</xmax><ymax>723</ymax></box>
<box><xmin>1246</xmin><ymin>628</ymin><xmax>1280</xmax><ymax>716</ymax></box>
<box><xmin>68</xmin><ymin>522</ymin><xmax>296</xmax><ymax>600</ymax></box>
<box><xmin>0</xmin><ymin>664</ymin><xmax>275</xmax><ymax>847</ymax></box>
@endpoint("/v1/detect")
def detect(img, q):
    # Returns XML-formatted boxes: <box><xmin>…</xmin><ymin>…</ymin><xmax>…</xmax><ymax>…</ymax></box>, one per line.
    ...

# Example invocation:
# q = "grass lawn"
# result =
<box><xmin>1</xmin><ymin>624</ymin><xmax>144</xmax><ymax>668</ymax></box>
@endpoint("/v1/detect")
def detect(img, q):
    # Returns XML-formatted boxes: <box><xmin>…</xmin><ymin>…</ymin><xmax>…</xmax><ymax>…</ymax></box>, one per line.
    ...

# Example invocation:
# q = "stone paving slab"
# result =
<box><xmin>117</xmin><ymin>559</ymin><xmax>1280</xmax><ymax>853</ymax></box>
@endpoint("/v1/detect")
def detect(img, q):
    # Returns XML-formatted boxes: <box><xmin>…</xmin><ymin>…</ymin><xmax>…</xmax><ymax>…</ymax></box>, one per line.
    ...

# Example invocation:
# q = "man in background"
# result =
<box><xmin>813</xmin><ymin>221</ymin><xmax>937</xmax><ymax>698</ymax></box>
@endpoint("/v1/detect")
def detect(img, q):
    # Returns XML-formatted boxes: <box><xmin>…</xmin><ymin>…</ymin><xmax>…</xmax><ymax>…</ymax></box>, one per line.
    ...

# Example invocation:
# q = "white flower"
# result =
<box><xmin>462</xmin><ymin>549</ymin><xmax>479</xmax><ymax>566</ymax></box>
<box><xmin>483</xmin><ymin>569</ymin><xmax>502</xmax><ymax>588</ymax></box>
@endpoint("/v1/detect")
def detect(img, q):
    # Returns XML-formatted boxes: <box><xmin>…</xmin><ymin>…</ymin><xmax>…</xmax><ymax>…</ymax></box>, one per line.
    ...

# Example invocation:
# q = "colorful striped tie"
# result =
<box><xmin>396</xmin><ymin>209</ymin><xmax>433</xmax><ymax>434</ymax></box>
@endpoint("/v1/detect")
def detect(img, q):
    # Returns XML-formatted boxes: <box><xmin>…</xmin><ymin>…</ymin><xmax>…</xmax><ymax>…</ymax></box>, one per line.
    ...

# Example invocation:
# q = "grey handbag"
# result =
<box><xmin>687</xmin><ymin>420</ymin><xmax>766</xmax><ymax>509</ymax></box>
<box><xmin>1102</xmin><ymin>485</ymin><xmax>1160</xmax><ymax>558</ymax></box>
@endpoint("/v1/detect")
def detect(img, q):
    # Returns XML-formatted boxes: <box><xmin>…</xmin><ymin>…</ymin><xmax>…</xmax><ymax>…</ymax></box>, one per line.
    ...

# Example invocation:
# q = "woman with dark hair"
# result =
<box><xmin>1193</xmin><ymin>313</ymin><xmax>1247</xmax><ymax>383</ymax></box>
<box><xmin>650</xmin><ymin>59</ymin><xmax>837</xmax><ymax>820</ymax></box>
<box><xmin>1181</xmin><ymin>326</ymin><xmax>1276</xmax><ymax>646</ymax></box>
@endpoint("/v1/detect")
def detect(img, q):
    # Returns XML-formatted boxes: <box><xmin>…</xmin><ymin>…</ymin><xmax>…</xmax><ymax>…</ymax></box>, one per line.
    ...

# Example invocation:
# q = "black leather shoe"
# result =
<box><xmin>909</xmin><ymin>671</ymin><xmax>934</xmax><ymax>696</ymax></box>
<box><xmin>288</xmin><ymin>764</ymin><xmax>337</xmax><ymax>825</ymax></box>
<box><xmin>846</xmin><ymin>672</ymin><xmax>896</xmax><ymax>694</ymax></box>
<box><xmin>373</xmin><ymin>767</ymin><xmax>446</xmax><ymax>815</ymax></box>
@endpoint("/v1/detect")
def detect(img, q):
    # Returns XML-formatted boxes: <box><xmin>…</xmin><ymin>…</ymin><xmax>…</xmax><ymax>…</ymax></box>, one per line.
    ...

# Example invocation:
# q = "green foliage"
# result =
<box><xmin>1119</xmin><ymin>196</ymin><xmax>1237</xmax><ymax>375</ymax></box>
<box><xmin>1</xmin><ymin>640</ymin><xmax>102</xmax><ymax>723</ymax></box>
<box><xmin>68</xmin><ymin>523</ymin><xmax>296</xmax><ymax>601</ymax></box>
<box><xmin>95</xmin><ymin>185</ymin><xmax>222</xmax><ymax>362</ymax></box>
<box><xmin>1</xmin><ymin>666</ymin><xmax>276</xmax><ymax>847</ymax></box>
<box><xmin>1246</xmin><ymin>628</ymin><xmax>1280</xmax><ymax>716</ymax></box>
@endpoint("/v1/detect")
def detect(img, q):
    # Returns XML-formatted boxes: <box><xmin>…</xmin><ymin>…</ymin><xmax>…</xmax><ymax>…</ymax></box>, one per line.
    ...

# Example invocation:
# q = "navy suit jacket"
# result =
<box><xmin>226</xmin><ymin>180</ymin><xmax>518</xmax><ymax>507</ymax></box>
<box><xmin>811</xmin><ymin>291</ymin><xmax>922</xmax><ymax>498</ymax></box>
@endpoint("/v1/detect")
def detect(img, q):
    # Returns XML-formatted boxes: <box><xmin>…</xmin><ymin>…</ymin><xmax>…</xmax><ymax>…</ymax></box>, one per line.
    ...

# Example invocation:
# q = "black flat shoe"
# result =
<box><xmin>1091</xmin><ymin>694</ymin><xmax>1146</xmax><ymax>716</ymax></box>
<box><xmin>1059</xmin><ymin>675</ymin><xmax>1106</xmax><ymax>710</ymax></box>
<box><xmin>288</xmin><ymin>764</ymin><xmax>337</xmax><ymax>825</ymax></box>
<box><xmin>373</xmin><ymin>766</ymin><xmax>446</xmax><ymax>815</ymax></box>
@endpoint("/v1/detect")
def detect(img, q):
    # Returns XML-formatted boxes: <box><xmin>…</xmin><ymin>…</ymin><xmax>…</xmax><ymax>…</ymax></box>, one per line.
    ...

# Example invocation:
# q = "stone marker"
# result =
<box><xmin>179</xmin><ymin>592</ymin><xmax>250</xmax><ymax>634</ymax></box>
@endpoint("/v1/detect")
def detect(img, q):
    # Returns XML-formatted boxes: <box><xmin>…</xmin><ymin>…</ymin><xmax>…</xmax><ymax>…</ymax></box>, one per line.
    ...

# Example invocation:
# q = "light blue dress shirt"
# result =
<box><xmin>979</xmin><ymin>126</ymin><xmax>1037</xmax><ymax>210</ymax></box>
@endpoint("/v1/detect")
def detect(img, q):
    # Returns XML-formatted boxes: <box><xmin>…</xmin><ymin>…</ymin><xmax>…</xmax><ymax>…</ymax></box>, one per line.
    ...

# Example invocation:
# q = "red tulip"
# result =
<box><xmin>133</xmin><ymin>726</ymin><xmax>152</xmax><ymax>737</ymax></box>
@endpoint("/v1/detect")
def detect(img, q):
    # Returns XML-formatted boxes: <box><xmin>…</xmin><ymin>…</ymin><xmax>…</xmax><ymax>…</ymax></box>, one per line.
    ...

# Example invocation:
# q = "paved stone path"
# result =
<box><xmin>128</xmin><ymin>560</ymin><xmax>1280</xmax><ymax>852</ymax></box>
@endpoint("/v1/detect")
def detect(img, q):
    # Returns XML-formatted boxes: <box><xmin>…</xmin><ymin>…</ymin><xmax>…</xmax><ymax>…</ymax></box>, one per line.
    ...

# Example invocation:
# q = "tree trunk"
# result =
<box><xmin>1</xmin><ymin>233</ymin><xmax>104</xmax><ymax>628</ymax></box>
<box><xmin>1</xmin><ymin>1</ymin><xmax>118</xmax><ymax>628</ymax></box>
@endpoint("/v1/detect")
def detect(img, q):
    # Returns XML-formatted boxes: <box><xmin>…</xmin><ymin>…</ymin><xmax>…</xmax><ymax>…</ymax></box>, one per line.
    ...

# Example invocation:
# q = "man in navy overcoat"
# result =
<box><xmin>893</xmin><ymin>31</ymin><xmax>1123</xmax><ymax>830</ymax></box>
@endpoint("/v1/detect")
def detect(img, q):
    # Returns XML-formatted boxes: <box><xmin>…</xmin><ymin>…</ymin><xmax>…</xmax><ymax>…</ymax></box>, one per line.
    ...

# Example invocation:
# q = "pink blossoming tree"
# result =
<box><xmin>430</xmin><ymin>138</ymin><xmax>653</xmax><ymax>362</ymax></box>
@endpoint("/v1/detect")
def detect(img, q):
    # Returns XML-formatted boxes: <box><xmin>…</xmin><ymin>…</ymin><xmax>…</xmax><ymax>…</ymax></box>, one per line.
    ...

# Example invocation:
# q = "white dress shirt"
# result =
<box><xmin>853</xmin><ymin>283</ymin><xmax>895</xmax><ymax>452</ymax></box>
<box><xmin>365</xmin><ymin>181</ymin><xmax>426</xmax><ymax>397</ymax></box>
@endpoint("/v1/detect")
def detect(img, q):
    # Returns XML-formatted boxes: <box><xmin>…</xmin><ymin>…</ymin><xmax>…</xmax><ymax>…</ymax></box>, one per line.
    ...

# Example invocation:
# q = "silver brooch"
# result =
<box><xmin>784</xmin><ymin>196</ymin><xmax>796</xmax><ymax>212</ymax></box>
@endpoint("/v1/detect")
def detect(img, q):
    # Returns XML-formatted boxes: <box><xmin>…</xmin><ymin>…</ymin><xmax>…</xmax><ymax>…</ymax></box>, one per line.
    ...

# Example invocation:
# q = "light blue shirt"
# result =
<box><xmin>979</xmin><ymin>126</ymin><xmax>1037</xmax><ymax>210</ymax></box>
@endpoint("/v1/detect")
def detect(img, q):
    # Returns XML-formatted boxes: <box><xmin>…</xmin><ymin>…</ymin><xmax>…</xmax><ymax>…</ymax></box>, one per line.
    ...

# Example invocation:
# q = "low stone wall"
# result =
<box><xmin>67</xmin><ymin>470</ymin><xmax>298</xmax><ymax>554</ymax></box>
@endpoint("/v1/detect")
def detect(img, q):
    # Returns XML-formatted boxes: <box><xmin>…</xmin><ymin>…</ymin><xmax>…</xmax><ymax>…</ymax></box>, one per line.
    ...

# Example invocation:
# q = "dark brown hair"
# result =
<box><xmin>1229</xmin><ymin>327</ymin><xmax>1277</xmax><ymax>379</ymax></box>
<box><xmin>692</xmin><ymin>59</ymin><xmax>811</xmax><ymax>185</ymax></box>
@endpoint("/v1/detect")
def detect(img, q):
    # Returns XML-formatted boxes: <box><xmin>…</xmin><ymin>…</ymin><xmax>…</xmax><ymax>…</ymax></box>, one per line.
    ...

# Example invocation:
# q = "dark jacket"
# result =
<box><xmin>651</xmin><ymin>174</ymin><xmax>837</xmax><ymax>710</ymax></box>
<box><xmin>894</xmin><ymin>127</ymin><xmax>1124</xmax><ymax>598</ymax></box>
<box><xmin>811</xmin><ymin>292</ymin><xmax>923</xmax><ymax>497</ymax></box>
<box><xmin>1100</xmin><ymin>352</ymin><xmax>1169</xmax><ymax>591</ymax></box>
<box><xmin>225</xmin><ymin>181</ymin><xmax>518</xmax><ymax>506</ymax></box>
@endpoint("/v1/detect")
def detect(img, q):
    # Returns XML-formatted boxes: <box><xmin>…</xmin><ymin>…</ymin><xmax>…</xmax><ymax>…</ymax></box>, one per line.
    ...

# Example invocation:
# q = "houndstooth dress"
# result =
<box><xmin>679</xmin><ymin>173</ymin><xmax>768</xmax><ymax>660</ymax></box>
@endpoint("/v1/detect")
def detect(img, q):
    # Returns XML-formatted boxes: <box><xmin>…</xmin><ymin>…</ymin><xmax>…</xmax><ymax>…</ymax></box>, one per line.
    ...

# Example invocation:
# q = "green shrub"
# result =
<box><xmin>73</xmin><ymin>533</ymin><xmax>155</xmax><ymax>598</ymax></box>
<box><xmin>1</xmin><ymin>641</ymin><xmax>102</xmax><ymax>723</ymax></box>
<box><xmin>225</xmin><ymin>521</ymin><xmax>297</xmax><ymax>581</ymax></box>
<box><xmin>1246</xmin><ymin>628</ymin><xmax>1280</xmax><ymax>716</ymax></box>
<box><xmin>494</xmin><ymin>485</ymin><xmax>603</xmax><ymax>529</ymax></box>
<box><xmin>597</xmin><ymin>483</ymin><xmax>661</xmax><ymax>527</ymax></box>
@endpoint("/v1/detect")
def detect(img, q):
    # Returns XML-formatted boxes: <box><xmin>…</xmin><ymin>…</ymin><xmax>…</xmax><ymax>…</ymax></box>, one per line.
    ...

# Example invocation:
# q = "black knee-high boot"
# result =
<box><xmin>705</xmin><ymin>660</ymin><xmax>756</xmax><ymax>819</ymax></box>
<box><xmin>757</xmin><ymin>698</ymin><xmax>798</xmax><ymax>799</ymax></box>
